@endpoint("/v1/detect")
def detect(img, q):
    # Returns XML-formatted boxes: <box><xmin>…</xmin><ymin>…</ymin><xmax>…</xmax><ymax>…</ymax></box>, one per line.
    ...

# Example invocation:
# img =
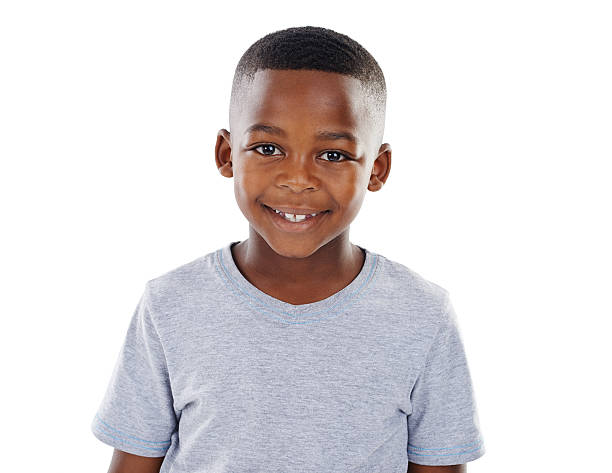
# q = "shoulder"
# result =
<box><xmin>372</xmin><ymin>251</ymin><xmax>451</xmax><ymax>327</ymax></box>
<box><xmin>141</xmin><ymin>248</ymin><xmax>220</xmax><ymax>319</ymax></box>
<box><xmin>375</xmin><ymin>252</ymin><xmax>449</xmax><ymax>302</ymax></box>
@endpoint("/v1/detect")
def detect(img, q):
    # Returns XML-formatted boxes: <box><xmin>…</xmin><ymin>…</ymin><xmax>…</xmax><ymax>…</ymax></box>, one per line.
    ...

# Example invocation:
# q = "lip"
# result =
<box><xmin>262</xmin><ymin>204</ymin><xmax>330</xmax><ymax>233</ymax></box>
<box><xmin>263</xmin><ymin>205</ymin><xmax>329</xmax><ymax>215</ymax></box>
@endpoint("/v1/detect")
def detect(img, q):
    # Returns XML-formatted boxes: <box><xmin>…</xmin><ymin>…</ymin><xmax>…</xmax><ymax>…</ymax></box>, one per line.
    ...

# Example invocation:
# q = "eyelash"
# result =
<box><xmin>251</xmin><ymin>144</ymin><xmax>350</xmax><ymax>162</ymax></box>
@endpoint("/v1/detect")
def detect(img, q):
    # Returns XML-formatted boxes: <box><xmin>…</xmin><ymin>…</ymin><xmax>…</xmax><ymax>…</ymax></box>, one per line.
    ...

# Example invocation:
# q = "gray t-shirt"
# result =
<box><xmin>91</xmin><ymin>241</ymin><xmax>485</xmax><ymax>472</ymax></box>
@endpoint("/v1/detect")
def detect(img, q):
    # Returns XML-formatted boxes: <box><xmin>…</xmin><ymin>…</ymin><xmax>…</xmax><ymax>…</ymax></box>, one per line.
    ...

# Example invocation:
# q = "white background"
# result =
<box><xmin>1</xmin><ymin>1</ymin><xmax>610</xmax><ymax>471</ymax></box>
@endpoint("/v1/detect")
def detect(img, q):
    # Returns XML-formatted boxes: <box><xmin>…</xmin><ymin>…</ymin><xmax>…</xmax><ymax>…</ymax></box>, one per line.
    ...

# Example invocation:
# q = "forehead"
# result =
<box><xmin>232</xmin><ymin>69</ymin><xmax>372</xmax><ymax>143</ymax></box>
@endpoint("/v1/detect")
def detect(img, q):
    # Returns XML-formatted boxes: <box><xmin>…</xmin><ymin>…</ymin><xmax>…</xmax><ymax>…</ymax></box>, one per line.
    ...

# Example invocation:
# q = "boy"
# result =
<box><xmin>91</xmin><ymin>26</ymin><xmax>485</xmax><ymax>473</ymax></box>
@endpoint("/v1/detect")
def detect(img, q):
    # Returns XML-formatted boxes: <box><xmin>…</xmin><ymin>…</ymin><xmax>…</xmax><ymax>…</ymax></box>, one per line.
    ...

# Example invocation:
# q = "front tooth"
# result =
<box><xmin>275</xmin><ymin>210</ymin><xmax>313</xmax><ymax>222</ymax></box>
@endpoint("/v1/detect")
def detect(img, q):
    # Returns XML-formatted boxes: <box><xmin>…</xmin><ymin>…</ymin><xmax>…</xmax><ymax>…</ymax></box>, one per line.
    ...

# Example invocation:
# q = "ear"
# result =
<box><xmin>368</xmin><ymin>143</ymin><xmax>392</xmax><ymax>191</ymax></box>
<box><xmin>215</xmin><ymin>129</ymin><xmax>233</xmax><ymax>178</ymax></box>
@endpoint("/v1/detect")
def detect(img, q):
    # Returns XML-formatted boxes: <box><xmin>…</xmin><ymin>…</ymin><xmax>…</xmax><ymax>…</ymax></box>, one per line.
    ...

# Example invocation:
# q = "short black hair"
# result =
<box><xmin>229</xmin><ymin>26</ymin><xmax>387</xmax><ymax>144</ymax></box>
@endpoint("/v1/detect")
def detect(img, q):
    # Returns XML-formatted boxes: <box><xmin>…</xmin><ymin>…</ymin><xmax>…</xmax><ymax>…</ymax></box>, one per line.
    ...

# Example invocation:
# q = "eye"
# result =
<box><xmin>321</xmin><ymin>151</ymin><xmax>349</xmax><ymax>162</ymax></box>
<box><xmin>253</xmin><ymin>144</ymin><xmax>282</xmax><ymax>156</ymax></box>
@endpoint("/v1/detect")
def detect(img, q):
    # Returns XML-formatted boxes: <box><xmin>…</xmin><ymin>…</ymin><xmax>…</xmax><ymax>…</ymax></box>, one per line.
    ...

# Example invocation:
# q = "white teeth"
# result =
<box><xmin>284</xmin><ymin>213</ymin><xmax>302</xmax><ymax>222</ymax></box>
<box><xmin>272</xmin><ymin>208</ymin><xmax>319</xmax><ymax>222</ymax></box>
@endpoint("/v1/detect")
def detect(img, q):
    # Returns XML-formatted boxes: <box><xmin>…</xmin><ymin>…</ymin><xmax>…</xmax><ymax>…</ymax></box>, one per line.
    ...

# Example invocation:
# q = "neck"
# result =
<box><xmin>231</xmin><ymin>229</ymin><xmax>363</xmax><ymax>289</ymax></box>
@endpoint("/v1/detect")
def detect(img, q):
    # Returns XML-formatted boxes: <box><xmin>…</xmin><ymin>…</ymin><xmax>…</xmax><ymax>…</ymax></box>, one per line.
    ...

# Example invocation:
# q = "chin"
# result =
<box><xmin>264</xmin><ymin>238</ymin><xmax>323</xmax><ymax>259</ymax></box>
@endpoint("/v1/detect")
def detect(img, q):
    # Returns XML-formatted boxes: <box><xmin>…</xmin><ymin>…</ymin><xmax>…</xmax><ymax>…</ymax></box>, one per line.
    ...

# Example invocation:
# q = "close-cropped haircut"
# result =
<box><xmin>229</xmin><ymin>26</ymin><xmax>387</xmax><ymax>145</ymax></box>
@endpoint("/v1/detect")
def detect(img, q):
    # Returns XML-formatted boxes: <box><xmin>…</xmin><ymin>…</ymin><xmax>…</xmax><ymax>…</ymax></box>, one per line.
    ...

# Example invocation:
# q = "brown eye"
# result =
<box><xmin>254</xmin><ymin>144</ymin><xmax>281</xmax><ymax>156</ymax></box>
<box><xmin>322</xmin><ymin>151</ymin><xmax>348</xmax><ymax>162</ymax></box>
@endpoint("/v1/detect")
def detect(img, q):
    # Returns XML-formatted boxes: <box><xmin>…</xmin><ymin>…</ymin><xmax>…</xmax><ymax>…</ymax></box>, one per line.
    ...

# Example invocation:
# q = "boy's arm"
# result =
<box><xmin>407</xmin><ymin>462</ymin><xmax>466</xmax><ymax>472</ymax></box>
<box><xmin>107</xmin><ymin>449</ymin><xmax>165</xmax><ymax>473</ymax></box>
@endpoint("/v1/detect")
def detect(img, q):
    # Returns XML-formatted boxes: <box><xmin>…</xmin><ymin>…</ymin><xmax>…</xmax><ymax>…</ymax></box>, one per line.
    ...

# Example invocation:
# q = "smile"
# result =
<box><xmin>272</xmin><ymin>208</ymin><xmax>320</xmax><ymax>222</ymax></box>
<box><xmin>262</xmin><ymin>204</ymin><xmax>330</xmax><ymax>232</ymax></box>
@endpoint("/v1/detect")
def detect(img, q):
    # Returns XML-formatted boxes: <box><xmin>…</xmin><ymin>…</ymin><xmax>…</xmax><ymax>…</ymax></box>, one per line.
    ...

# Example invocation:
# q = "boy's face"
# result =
<box><xmin>216</xmin><ymin>69</ymin><xmax>391</xmax><ymax>258</ymax></box>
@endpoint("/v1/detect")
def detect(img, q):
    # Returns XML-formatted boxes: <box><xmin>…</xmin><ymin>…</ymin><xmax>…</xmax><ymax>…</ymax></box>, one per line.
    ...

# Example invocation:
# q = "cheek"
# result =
<box><xmin>346</xmin><ymin>184</ymin><xmax>366</xmax><ymax>216</ymax></box>
<box><xmin>233</xmin><ymin>170</ymin><xmax>267</xmax><ymax>214</ymax></box>
<box><xmin>337</xmin><ymin>173</ymin><xmax>366</xmax><ymax>200</ymax></box>
<box><xmin>233</xmin><ymin>175</ymin><xmax>253</xmax><ymax>212</ymax></box>
<box><xmin>232</xmin><ymin>160</ymin><xmax>256</xmax><ymax>194</ymax></box>
<box><xmin>332</xmin><ymin>183</ymin><xmax>367</xmax><ymax>219</ymax></box>
<box><xmin>347</xmin><ymin>191</ymin><xmax>367</xmax><ymax>215</ymax></box>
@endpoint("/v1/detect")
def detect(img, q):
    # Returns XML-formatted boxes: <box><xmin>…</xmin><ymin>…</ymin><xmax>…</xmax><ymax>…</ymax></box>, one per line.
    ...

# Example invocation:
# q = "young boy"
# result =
<box><xmin>91</xmin><ymin>26</ymin><xmax>485</xmax><ymax>473</ymax></box>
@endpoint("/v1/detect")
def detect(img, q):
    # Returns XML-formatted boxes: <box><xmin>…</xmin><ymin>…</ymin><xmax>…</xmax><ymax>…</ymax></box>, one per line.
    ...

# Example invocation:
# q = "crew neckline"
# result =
<box><xmin>214</xmin><ymin>241</ymin><xmax>379</xmax><ymax>324</ymax></box>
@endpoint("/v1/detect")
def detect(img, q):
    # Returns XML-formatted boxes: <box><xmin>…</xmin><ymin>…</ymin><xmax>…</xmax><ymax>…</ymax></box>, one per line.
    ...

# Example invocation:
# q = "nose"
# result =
<box><xmin>275</xmin><ymin>155</ymin><xmax>320</xmax><ymax>192</ymax></box>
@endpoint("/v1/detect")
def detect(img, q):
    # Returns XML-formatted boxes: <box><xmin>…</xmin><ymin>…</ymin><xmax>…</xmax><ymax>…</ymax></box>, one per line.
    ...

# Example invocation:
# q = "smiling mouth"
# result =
<box><xmin>262</xmin><ymin>204</ymin><xmax>329</xmax><ymax>223</ymax></box>
<box><xmin>262</xmin><ymin>204</ymin><xmax>330</xmax><ymax>227</ymax></box>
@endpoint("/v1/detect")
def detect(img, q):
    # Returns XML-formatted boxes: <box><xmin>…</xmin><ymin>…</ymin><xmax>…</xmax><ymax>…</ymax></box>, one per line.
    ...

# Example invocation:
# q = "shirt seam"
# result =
<box><xmin>412</xmin><ymin>293</ymin><xmax>452</xmax><ymax>389</ymax></box>
<box><xmin>142</xmin><ymin>282</ymin><xmax>178</xmax><ymax>418</ymax></box>
<box><xmin>408</xmin><ymin>438</ymin><xmax>482</xmax><ymax>452</ymax></box>
<box><xmin>94</xmin><ymin>413</ymin><xmax>172</xmax><ymax>446</ymax></box>
<box><xmin>215</xmin><ymin>247</ymin><xmax>379</xmax><ymax>321</ymax></box>
<box><xmin>407</xmin><ymin>440</ymin><xmax>483</xmax><ymax>457</ymax></box>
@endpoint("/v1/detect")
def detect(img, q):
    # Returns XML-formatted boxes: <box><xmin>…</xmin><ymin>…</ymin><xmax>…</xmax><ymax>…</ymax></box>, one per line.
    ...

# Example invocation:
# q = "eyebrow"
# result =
<box><xmin>245</xmin><ymin>124</ymin><xmax>286</xmax><ymax>137</ymax></box>
<box><xmin>316</xmin><ymin>130</ymin><xmax>357</xmax><ymax>143</ymax></box>
<box><xmin>245</xmin><ymin>123</ymin><xmax>357</xmax><ymax>143</ymax></box>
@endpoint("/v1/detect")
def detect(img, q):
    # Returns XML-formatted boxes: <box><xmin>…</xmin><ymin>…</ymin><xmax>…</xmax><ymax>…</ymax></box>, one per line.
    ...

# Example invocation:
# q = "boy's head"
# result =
<box><xmin>216</xmin><ymin>26</ymin><xmax>392</xmax><ymax>259</ymax></box>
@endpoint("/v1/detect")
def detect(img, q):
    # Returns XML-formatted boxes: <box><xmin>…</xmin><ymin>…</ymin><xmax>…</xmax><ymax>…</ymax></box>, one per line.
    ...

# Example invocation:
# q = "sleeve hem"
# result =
<box><xmin>408</xmin><ymin>439</ymin><xmax>485</xmax><ymax>466</ymax></box>
<box><xmin>91</xmin><ymin>414</ymin><xmax>171</xmax><ymax>458</ymax></box>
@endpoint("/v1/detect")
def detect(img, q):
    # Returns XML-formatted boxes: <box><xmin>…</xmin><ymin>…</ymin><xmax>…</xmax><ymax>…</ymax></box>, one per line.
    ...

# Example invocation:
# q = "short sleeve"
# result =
<box><xmin>91</xmin><ymin>284</ymin><xmax>177</xmax><ymax>457</ymax></box>
<box><xmin>407</xmin><ymin>298</ymin><xmax>485</xmax><ymax>466</ymax></box>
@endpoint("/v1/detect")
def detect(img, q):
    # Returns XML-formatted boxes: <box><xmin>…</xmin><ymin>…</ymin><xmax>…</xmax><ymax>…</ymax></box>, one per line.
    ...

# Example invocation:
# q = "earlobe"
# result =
<box><xmin>215</xmin><ymin>128</ymin><xmax>233</xmax><ymax>178</ymax></box>
<box><xmin>368</xmin><ymin>143</ymin><xmax>391</xmax><ymax>191</ymax></box>
<box><xmin>368</xmin><ymin>175</ymin><xmax>384</xmax><ymax>191</ymax></box>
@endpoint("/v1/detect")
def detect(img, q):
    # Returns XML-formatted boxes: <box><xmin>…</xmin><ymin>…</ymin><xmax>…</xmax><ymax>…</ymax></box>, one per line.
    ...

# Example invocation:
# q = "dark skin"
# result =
<box><xmin>106</xmin><ymin>449</ymin><xmax>164</xmax><ymax>473</ymax></box>
<box><xmin>106</xmin><ymin>69</ymin><xmax>464</xmax><ymax>472</ymax></box>
<box><xmin>107</xmin><ymin>449</ymin><xmax>464</xmax><ymax>473</ymax></box>
<box><xmin>218</xmin><ymin>69</ymin><xmax>390</xmax><ymax>303</ymax></box>
<box><xmin>408</xmin><ymin>465</ymin><xmax>465</xmax><ymax>473</ymax></box>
